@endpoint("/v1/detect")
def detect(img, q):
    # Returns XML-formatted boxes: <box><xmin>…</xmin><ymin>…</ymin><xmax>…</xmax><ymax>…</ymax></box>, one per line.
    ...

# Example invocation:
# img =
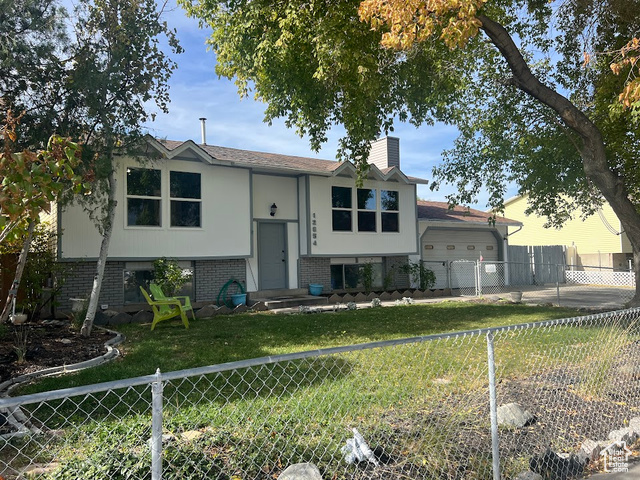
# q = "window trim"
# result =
<box><xmin>357</xmin><ymin>188</ymin><xmax>377</xmax><ymax>232</ymax></box>
<box><xmin>381</xmin><ymin>189</ymin><xmax>400</xmax><ymax>233</ymax></box>
<box><xmin>169</xmin><ymin>170</ymin><xmax>202</xmax><ymax>228</ymax></box>
<box><xmin>331</xmin><ymin>186</ymin><xmax>353</xmax><ymax>232</ymax></box>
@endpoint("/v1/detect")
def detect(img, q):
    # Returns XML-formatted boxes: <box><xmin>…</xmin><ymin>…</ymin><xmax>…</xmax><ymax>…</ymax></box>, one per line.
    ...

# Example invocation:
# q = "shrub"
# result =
<box><xmin>152</xmin><ymin>257</ymin><xmax>192</xmax><ymax>296</ymax></box>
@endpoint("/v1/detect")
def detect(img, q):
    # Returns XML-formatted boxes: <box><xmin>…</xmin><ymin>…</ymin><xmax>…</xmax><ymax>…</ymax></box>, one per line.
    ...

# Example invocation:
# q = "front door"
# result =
<box><xmin>258</xmin><ymin>223</ymin><xmax>287</xmax><ymax>290</ymax></box>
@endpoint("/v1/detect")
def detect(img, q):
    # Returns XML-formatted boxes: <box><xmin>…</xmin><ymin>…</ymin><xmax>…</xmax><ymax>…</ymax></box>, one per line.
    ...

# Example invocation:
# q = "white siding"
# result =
<box><xmin>252</xmin><ymin>174</ymin><xmax>298</xmax><ymax>221</ymax></box>
<box><xmin>60</xmin><ymin>158</ymin><xmax>252</xmax><ymax>259</ymax></box>
<box><xmin>307</xmin><ymin>176</ymin><xmax>418</xmax><ymax>256</ymax></box>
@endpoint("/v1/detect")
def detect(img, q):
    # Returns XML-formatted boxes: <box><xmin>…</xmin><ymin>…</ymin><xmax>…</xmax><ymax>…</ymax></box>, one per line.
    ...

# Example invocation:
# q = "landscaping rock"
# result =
<box><xmin>629</xmin><ymin>416</ymin><xmax>640</xmax><ymax>436</ymax></box>
<box><xmin>443</xmin><ymin>288</ymin><xmax>452</xmax><ymax>295</ymax></box>
<box><xmin>328</xmin><ymin>294</ymin><xmax>342</xmax><ymax>304</ymax></box>
<box><xmin>402</xmin><ymin>290</ymin><xmax>413</xmax><ymax>298</ymax></box>
<box><xmin>514</xmin><ymin>471</ymin><xmax>542</xmax><ymax>480</ymax></box>
<box><xmin>354</xmin><ymin>293</ymin><xmax>367</xmax><ymax>302</ymax></box>
<box><xmin>342</xmin><ymin>293</ymin><xmax>355</xmax><ymax>302</ymax></box>
<box><xmin>608</xmin><ymin>427</ymin><xmax>637</xmax><ymax>444</ymax></box>
<box><xmin>93</xmin><ymin>311</ymin><xmax>110</xmax><ymax>326</ymax></box>
<box><xmin>389</xmin><ymin>290</ymin><xmax>403</xmax><ymax>300</ymax></box>
<box><xmin>423</xmin><ymin>289</ymin><xmax>434</xmax><ymax>297</ymax></box>
<box><xmin>432</xmin><ymin>289</ymin><xmax>443</xmax><ymax>297</ymax></box>
<box><xmin>412</xmin><ymin>290</ymin><xmax>425</xmax><ymax>299</ymax></box>
<box><xmin>216</xmin><ymin>306</ymin><xmax>232</xmax><ymax>315</ymax></box>
<box><xmin>366</xmin><ymin>292</ymin><xmax>378</xmax><ymax>301</ymax></box>
<box><xmin>497</xmin><ymin>403</ymin><xmax>535</xmax><ymax>428</ymax></box>
<box><xmin>132</xmin><ymin>310</ymin><xmax>153</xmax><ymax>324</ymax></box>
<box><xmin>233</xmin><ymin>304</ymin><xmax>248</xmax><ymax>313</ymax></box>
<box><xmin>109</xmin><ymin>312</ymin><xmax>133</xmax><ymax>325</ymax></box>
<box><xmin>250</xmin><ymin>301</ymin><xmax>268</xmax><ymax>312</ymax></box>
<box><xmin>278</xmin><ymin>462</ymin><xmax>323</xmax><ymax>480</ymax></box>
<box><xmin>378</xmin><ymin>292</ymin><xmax>392</xmax><ymax>301</ymax></box>
<box><xmin>103</xmin><ymin>309</ymin><xmax>119</xmax><ymax>317</ymax></box>
<box><xmin>196</xmin><ymin>305</ymin><xmax>219</xmax><ymax>318</ymax></box>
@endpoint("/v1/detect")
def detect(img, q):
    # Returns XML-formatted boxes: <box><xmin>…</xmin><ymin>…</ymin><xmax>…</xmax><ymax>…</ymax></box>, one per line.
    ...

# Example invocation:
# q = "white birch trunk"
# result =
<box><xmin>0</xmin><ymin>220</ymin><xmax>36</xmax><ymax>323</ymax></box>
<box><xmin>81</xmin><ymin>170</ymin><xmax>117</xmax><ymax>337</ymax></box>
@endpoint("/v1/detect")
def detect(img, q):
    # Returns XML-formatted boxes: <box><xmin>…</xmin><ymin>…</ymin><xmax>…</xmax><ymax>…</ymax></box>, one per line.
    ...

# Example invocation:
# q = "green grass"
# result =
<box><xmin>21</xmin><ymin>301</ymin><xmax>582</xmax><ymax>392</ymax></box>
<box><xmin>9</xmin><ymin>302</ymin><xmax>639</xmax><ymax>480</ymax></box>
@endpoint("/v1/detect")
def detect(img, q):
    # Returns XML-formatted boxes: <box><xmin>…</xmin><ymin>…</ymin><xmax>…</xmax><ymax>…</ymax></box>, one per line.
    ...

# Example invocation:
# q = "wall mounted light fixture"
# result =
<box><xmin>270</xmin><ymin>203</ymin><xmax>278</xmax><ymax>216</ymax></box>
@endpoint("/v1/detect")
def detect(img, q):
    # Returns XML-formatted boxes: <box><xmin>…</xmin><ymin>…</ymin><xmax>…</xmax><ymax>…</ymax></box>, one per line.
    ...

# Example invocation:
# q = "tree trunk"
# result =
<box><xmin>0</xmin><ymin>220</ymin><xmax>36</xmax><ymax>323</ymax></box>
<box><xmin>81</xmin><ymin>170</ymin><xmax>117</xmax><ymax>337</ymax></box>
<box><xmin>478</xmin><ymin>14</ymin><xmax>640</xmax><ymax>306</ymax></box>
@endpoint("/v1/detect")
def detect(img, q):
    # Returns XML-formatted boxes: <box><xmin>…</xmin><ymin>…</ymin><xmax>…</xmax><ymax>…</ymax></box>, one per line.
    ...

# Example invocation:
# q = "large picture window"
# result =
<box><xmin>170</xmin><ymin>171</ymin><xmax>202</xmax><ymax>227</ymax></box>
<box><xmin>381</xmin><ymin>190</ymin><xmax>399</xmax><ymax>232</ymax></box>
<box><xmin>332</xmin><ymin>186</ymin><xmax>352</xmax><ymax>231</ymax></box>
<box><xmin>127</xmin><ymin>168</ymin><xmax>161</xmax><ymax>226</ymax></box>
<box><xmin>357</xmin><ymin>188</ymin><xmax>376</xmax><ymax>232</ymax></box>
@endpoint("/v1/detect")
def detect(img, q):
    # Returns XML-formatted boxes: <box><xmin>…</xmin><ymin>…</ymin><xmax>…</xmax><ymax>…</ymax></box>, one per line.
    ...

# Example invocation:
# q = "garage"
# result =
<box><xmin>421</xmin><ymin>228</ymin><xmax>501</xmax><ymax>288</ymax></box>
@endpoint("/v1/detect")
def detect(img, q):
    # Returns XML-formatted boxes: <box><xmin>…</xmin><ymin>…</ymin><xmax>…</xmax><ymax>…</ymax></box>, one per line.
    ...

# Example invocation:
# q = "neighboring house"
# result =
<box><xmin>56</xmin><ymin>136</ymin><xmax>425</xmax><ymax>310</ymax></box>
<box><xmin>503</xmin><ymin>195</ymin><xmax>633</xmax><ymax>270</ymax></box>
<box><xmin>414</xmin><ymin>201</ymin><xmax>521</xmax><ymax>288</ymax></box>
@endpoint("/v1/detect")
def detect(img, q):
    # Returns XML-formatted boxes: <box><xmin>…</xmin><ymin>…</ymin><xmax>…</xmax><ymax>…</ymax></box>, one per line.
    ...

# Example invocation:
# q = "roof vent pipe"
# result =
<box><xmin>199</xmin><ymin>117</ymin><xmax>207</xmax><ymax>145</ymax></box>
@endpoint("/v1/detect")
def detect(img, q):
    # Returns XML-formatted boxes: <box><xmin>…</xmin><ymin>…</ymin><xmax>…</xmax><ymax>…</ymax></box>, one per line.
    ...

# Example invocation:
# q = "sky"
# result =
<box><xmin>144</xmin><ymin>2</ymin><xmax>497</xmax><ymax>208</ymax></box>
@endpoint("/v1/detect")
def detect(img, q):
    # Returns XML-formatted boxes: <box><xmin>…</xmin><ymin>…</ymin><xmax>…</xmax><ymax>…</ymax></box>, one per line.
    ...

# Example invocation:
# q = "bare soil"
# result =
<box><xmin>0</xmin><ymin>321</ymin><xmax>116</xmax><ymax>384</ymax></box>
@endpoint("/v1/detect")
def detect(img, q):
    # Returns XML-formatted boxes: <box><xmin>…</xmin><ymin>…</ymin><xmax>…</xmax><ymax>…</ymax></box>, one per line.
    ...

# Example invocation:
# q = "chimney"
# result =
<box><xmin>199</xmin><ymin>117</ymin><xmax>207</xmax><ymax>145</ymax></box>
<box><xmin>368</xmin><ymin>136</ymin><xmax>400</xmax><ymax>170</ymax></box>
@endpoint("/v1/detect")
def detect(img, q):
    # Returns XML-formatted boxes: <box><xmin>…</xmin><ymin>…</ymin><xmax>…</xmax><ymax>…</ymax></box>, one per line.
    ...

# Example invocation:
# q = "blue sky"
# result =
<box><xmin>145</xmin><ymin>2</ymin><xmax>490</xmax><ymax>207</ymax></box>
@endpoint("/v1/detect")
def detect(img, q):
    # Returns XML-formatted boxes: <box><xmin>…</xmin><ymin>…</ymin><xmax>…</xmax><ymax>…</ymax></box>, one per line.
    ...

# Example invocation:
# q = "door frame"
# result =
<box><xmin>257</xmin><ymin>221</ymin><xmax>289</xmax><ymax>290</ymax></box>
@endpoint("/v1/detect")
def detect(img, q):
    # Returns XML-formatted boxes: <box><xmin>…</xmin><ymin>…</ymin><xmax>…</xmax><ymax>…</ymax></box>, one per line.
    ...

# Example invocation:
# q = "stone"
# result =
<box><xmin>608</xmin><ymin>427</ymin><xmax>636</xmax><ymax>444</ymax></box>
<box><xmin>25</xmin><ymin>463</ymin><xmax>60</xmax><ymax>477</ymax></box>
<box><xmin>366</xmin><ymin>292</ymin><xmax>378</xmax><ymax>301</ymax></box>
<box><xmin>233</xmin><ymin>304</ymin><xmax>248</xmax><ymax>313</ymax></box>
<box><xmin>131</xmin><ymin>310</ymin><xmax>153</xmax><ymax>324</ymax></box>
<box><xmin>423</xmin><ymin>289</ymin><xmax>434</xmax><ymax>297</ymax></box>
<box><xmin>93</xmin><ymin>311</ymin><xmax>110</xmax><ymax>325</ymax></box>
<box><xmin>216</xmin><ymin>305</ymin><xmax>232</xmax><ymax>315</ymax></box>
<box><xmin>59</xmin><ymin>338</ymin><xmax>72</xmax><ymax>345</ymax></box>
<box><xmin>109</xmin><ymin>312</ymin><xmax>133</xmax><ymax>325</ymax></box>
<box><xmin>354</xmin><ymin>293</ymin><xmax>367</xmax><ymax>302</ymax></box>
<box><xmin>328</xmin><ymin>294</ymin><xmax>342</xmax><ymax>304</ymax></box>
<box><xmin>580</xmin><ymin>439</ymin><xmax>602</xmax><ymax>462</ymax></box>
<box><xmin>181</xmin><ymin>430</ymin><xmax>203</xmax><ymax>442</ymax></box>
<box><xmin>514</xmin><ymin>472</ymin><xmax>542</xmax><ymax>480</ymax></box>
<box><xmin>390</xmin><ymin>291</ymin><xmax>403</xmax><ymax>300</ymax></box>
<box><xmin>529</xmin><ymin>449</ymin><xmax>586</xmax><ymax>480</ymax></box>
<box><xmin>379</xmin><ymin>292</ymin><xmax>392</xmax><ymax>301</ymax></box>
<box><xmin>103</xmin><ymin>309</ymin><xmax>119</xmax><ymax>317</ymax></box>
<box><xmin>250</xmin><ymin>301</ymin><xmax>268</xmax><ymax>311</ymax></box>
<box><xmin>412</xmin><ymin>290</ymin><xmax>425</xmax><ymax>299</ymax></box>
<box><xmin>402</xmin><ymin>290</ymin><xmax>413</xmax><ymax>298</ymax></box>
<box><xmin>196</xmin><ymin>305</ymin><xmax>218</xmax><ymax>318</ymax></box>
<box><xmin>443</xmin><ymin>288</ymin><xmax>452</xmax><ymax>295</ymax></box>
<box><xmin>432</xmin><ymin>289</ymin><xmax>443</xmax><ymax>297</ymax></box>
<box><xmin>342</xmin><ymin>293</ymin><xmax>355</xmax><ymax>302</ymax></box>
<box><xmin>278</xmin><ymin>462</ymin><xmax>323</xmax><ymax>480</ymax></box>
<box><xmin>497</xmin><ymin>403</ymin><xmax>535</xmax><ymax>428</ymax></box>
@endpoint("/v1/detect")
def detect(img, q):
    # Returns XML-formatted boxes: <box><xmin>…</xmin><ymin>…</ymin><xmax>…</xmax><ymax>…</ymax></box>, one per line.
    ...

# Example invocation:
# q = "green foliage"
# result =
<box><xmin>359</xmin><ymin>262</ymin><xmax>374</xmax><ymax>294</ymax></box>
<box><xmin>400</xmin><ymin>260</ymin><xmax>436</xmax><ymax>290</ymax></box>
<box><xmin>153</xmin><ymin>257</ymin><xmax>192</xmax><ymax>296</ymax></box>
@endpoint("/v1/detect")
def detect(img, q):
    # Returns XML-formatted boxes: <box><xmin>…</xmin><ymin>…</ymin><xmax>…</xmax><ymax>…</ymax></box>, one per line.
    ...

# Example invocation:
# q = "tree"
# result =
<box><xmin>1</xmin><ymin>0</ymin><xmax>182</xmax><ymax>334</ymax></box>
<box><xmin>180</xmin><ymin>0</ymin><xmax>640</xmax><ymax>304</ymax></box>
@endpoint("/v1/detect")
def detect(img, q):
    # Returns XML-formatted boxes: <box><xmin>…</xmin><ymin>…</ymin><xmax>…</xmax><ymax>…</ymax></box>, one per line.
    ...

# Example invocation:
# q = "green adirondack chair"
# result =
<box><xmin>149</xmin><ymin>283</ymin><xmax>194</xmax><ymax>319</ymax></box>
<box><xmin>140</xmin><ymin>286</ymin><xmax>190</xmax><ymax>330</ymax></box>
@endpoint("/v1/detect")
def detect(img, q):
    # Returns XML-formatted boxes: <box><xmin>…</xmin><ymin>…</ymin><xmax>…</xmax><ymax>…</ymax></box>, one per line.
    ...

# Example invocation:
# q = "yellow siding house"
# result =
<box><xmin>502</xmin><ymin>195</ymin><xmax>632</xmax><ymax>270</ymax></box>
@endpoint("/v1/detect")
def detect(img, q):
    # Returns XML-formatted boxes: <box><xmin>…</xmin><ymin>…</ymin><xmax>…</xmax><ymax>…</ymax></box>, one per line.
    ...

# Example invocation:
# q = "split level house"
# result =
<box><xmin>54</xmin><ymin>136</ymin><xmax>427</xmax><ymax>311</ymax></box>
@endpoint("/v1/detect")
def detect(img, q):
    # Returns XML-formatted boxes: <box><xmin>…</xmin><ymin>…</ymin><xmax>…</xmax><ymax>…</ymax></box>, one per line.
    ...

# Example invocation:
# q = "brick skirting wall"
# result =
<box><xmin>299</xmin><ymin>257</ymin><xmax>331</xmax><ymax>289</ymax></box>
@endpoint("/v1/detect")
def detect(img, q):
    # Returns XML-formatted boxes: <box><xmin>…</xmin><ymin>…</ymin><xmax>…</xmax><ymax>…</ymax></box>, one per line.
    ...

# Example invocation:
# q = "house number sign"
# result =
<box><xmin>312</xmin><ymin>213</ymin><xmax>318</xmax><ymax>246</ymax></box>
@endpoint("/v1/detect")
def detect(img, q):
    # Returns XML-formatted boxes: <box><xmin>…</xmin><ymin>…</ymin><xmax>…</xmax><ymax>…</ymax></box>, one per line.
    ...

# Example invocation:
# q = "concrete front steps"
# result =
<box><xmin>248</xmin><ymin>288</ymin><xmax>329</xmax><ymax>310</ymax></box>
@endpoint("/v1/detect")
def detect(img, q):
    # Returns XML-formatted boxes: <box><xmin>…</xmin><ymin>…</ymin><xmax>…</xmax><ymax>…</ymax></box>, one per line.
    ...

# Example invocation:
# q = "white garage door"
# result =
<box><xmin>421</xmin><ymin>229</ymin><xmax>500</xmax><ymax>288</ymax></box>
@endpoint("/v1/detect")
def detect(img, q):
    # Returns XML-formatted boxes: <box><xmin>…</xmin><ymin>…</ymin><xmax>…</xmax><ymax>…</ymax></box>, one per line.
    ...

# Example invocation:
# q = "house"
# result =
<box><xmin>413</xmin><ymin>201</ymin><xmax>522</xmax><ymax>288</ymax></box>
<box><xmin>502</xmin><ymin>195</ymin><xmax>633</xmax><ymax>270</ymax></box>
<box><xmin>55</xmin><ymin>136</ymin><xmax>426</xmax><ymax>310</ymax></box>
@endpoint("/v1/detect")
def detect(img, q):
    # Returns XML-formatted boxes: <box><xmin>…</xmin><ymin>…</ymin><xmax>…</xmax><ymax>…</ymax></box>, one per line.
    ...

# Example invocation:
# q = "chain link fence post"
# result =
<box><xmin>151</xmin><ymin>368</ymin><xmax>164</xmax><ymax>480</ymax></box>
<box><xmin>486</xmin><ymin>332</ymin><xmax>501</xmax><ymax>480</ymax></box>
<box><xmin>556</xmin><ymin>264</ymin><xmax>561</xmax><ymax>306</ymax></box>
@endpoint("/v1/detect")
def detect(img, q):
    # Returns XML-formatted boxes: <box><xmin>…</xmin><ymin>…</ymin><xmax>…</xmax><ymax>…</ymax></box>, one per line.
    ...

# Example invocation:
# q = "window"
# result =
<box><xmin>330</xmin><ymin>261</ymin><xmax>383</xmax><ymax>290</ymax></box>
<box><xmin>170</xmin><ymin>171</ymin><xmax>201</xmax><ymax>227</ymax></box>
<box><xmin>332</xmin><ymin>186</ymin><xmax>352</xmax><ymax>231</ymax></box>
<box><xmin>381</xmin><ymin>190</ymin><xmax>399</xmax><ymax>232</ymax></box>
<box><xmin>127</xmin><ymin>168</ymin><xmax>161</xmax><ymax>226</ymax></box>
<box><xmin>357</xmin><ymin>188</ymin><xmax>376</xmax><ymax>232</ymax></box>
<box><xmin>123</xmin><ymin>262</ymin><xmax>194</xmax><ymax>304</ymax></box>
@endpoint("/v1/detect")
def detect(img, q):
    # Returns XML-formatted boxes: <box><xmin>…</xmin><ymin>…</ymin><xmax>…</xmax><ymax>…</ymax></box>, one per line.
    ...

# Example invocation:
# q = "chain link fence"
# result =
<box><xmin>1</xmin><ymin>308</ymin><xmax>640</xmax><ymax>479</ymax></box>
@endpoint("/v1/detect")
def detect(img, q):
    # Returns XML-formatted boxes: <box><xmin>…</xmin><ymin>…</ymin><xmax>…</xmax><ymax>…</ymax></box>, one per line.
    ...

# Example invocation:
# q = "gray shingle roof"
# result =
<box><xmin>417</xmin><ymin>200</ymin><xmax>521</xmax><ymax>225</ymax></box>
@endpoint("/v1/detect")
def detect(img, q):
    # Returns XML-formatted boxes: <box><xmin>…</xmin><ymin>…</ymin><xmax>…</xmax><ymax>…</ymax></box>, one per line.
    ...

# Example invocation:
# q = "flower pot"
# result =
<box><xmin>11</xmin><ymin>313</ymin><xmax>28</xmax><ymax>325</ymax></box>
<box><xmin>231</xmin><ymin>293</ymin><xmax>247</xmax><ymax>306</ymax></box>
<box><xmin>309</xmin><ymin>284</ymin><xmax>323</xmax><ymax>296</ymax></box>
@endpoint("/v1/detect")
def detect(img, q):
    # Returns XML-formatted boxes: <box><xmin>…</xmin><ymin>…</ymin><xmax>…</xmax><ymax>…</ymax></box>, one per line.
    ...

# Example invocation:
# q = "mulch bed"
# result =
<box><xmin>0</xmin><ymin>321</ymin><xmax>116</xmax><ymax>384</ymax></box>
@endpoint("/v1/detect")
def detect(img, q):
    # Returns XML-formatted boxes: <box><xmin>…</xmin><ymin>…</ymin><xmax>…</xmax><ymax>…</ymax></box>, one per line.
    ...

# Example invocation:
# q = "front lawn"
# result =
<box><xmin>25</xmin><ymin>301</ymin><xmax>581</xmax><ymax>392</ymax></box>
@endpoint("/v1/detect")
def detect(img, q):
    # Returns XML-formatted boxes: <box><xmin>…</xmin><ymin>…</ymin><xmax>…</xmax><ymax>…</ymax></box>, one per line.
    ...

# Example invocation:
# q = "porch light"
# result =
<box><xmin>270</xmin><ymin>203</ymin><xmax>278</xmax><ymax>216</ymax></box>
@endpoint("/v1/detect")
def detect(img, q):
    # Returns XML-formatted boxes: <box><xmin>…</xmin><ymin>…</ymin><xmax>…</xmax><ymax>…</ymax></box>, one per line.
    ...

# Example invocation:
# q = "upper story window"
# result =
<box><xmin>127</xmin><ymin>168</ymin><xmax>161</xmax><ymax>226</ymax></box>
<box><xmin>332</xmin><ymin>186</ymin><xmax>352</xmax><ymax>231</ymax></box>
<box><xmin>357</xmin><ymin>188</ymin><xmax>376</xmax><ymax>232</ymax></box>
<box><xmin>170</xmin><ymin>171</ymin><xmax>201</xmax><ymax>227</ymax></box>
<box><xmin>381</xmin><ymin>190</ymin><xmax>399</xmax><ymax>232</ymax></box>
